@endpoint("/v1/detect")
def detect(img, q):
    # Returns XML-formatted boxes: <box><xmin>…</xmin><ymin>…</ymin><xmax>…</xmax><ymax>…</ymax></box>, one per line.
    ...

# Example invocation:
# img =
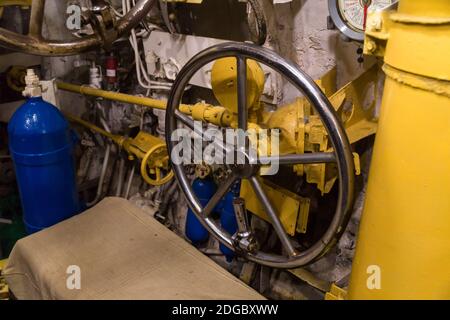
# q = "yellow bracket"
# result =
<box><xmin>325</xmin><ymin>283</ymin><xmax>347</xmax><ymax>300</ymax></box>
<box><xmin>330</xmin><ymin>63</ymin><xmax>379</xmax><ymax>144</ymax></box>
<box><xmin>363</xmin><ymin>9</ymin><xmax>393</xmax><ymax>58</ymax></box>
<box><xmin>240</xmin><ymin>179</ymin><xmax>310</xmax><ymax>236</ymax></box>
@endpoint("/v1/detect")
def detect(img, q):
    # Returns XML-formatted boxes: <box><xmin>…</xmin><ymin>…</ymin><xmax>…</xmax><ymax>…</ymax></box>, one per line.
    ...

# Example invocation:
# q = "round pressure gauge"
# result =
<box><xmin>328</xmin><ymin>0</ymin><xmax>394</xmax><ymax>41</ymax></box>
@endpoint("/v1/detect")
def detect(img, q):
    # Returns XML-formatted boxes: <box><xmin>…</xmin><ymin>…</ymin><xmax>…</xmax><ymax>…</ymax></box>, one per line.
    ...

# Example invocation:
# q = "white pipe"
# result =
<box><xmin>0</xmin><ymin>218</ymin><xmax>13</xmax><ymax>225</ymax></box>
<box><xmin>124</xmin><ymin>166</ymin><xmax>136</xmax><ymax>199</ymax></box>
<box><xmin>86</xmin><ymin>110</ymin><xmax>112</xmax><ymax>207</ymax></box>
<box><xmin>86</xmin><ymin>143</ymin><xmax>111</xmax><ymax>207</ymax></box>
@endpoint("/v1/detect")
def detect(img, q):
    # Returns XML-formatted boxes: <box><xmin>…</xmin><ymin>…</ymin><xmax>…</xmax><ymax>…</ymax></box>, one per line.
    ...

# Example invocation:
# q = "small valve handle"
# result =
<box><xmin>140</xmin><ymin>144</ymin><xmax>174</xmax><ymax>186</ymax></box>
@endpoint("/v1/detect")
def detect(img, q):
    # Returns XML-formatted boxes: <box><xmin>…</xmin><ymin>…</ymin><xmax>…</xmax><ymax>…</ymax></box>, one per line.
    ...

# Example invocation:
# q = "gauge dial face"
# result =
<box><xmin>337</xmin><ymin>0</ymin><xmax>393</xmax><ymax>32</ymax></box>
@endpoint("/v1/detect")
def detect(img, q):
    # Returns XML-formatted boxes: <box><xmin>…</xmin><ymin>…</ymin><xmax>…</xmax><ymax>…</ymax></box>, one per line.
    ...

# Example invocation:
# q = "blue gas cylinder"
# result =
<box><xmin>185</xmin><ymin>178</ymin><xmax>217</xmax><ymax>244</ymax></box>
<box><xmin>219</xmin><ymin>182</ymin><xmax>241</xmax><ymax>262</ymax></box>
<box><xmin>8</xmin><ymin>96</ymin><xmax>80</xmax><ymax>234</ymax></box>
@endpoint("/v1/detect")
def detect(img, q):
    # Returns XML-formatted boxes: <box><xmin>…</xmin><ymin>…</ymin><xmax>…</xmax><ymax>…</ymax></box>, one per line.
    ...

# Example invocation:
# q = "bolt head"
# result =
<box><xmin>371</xmin><ymin>17</ymin><xmax>383</xmax><ymax>30</ymax></box>
<box><xmin>366</xmin><ymin>40</ymin><xmax>377</xmax><ymax>53</ymax></box>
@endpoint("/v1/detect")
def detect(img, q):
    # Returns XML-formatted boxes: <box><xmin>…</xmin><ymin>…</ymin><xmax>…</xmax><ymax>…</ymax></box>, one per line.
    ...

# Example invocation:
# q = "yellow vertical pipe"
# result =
<box><xmin>348</xmin><ymin>0</ymin><xmax>450</xmax><ymax>299</ymax></box>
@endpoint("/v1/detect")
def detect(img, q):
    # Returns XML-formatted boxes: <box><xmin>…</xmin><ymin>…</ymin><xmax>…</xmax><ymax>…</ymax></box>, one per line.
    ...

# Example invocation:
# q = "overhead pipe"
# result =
<box><xmin>56</xmin><ymin>81</ymin><xmax>233</xmax><ymax>126</ymax></box>
<box><xmin>63</xmin><ymin>112</ymin><xmax>125</xmax><ymax>146</ymax></box>
<box><xmin>57</xmin><ymin>81</ymin><xmax>178</xmax><ymax>110</ymax></box>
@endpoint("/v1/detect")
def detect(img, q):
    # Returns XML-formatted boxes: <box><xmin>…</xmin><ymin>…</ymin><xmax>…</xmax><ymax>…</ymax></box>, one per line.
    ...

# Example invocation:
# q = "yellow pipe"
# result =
<box><xmin>0</xmin><ymin>0</ymin><xmax>32</xmax><ymax>6</ymax></box>
<box><xmin>64</xmin><ymin>112</ymin><xmax>125</xmax><ymax>146</ymax></box>
<box><xmin>0</xmin><ymin>0</ymin><xmax>32</xmax><ymax>18</ymax></box>
<box><xmin>348</xmin><ymin>0</ymin><xmax>450</xmax><ymax>299</ymax></box>
<box><xmin>57</xmin><ymin>81</ymin><xmax>237</xmax><ymax>127</ymax></box>
<box><xmin>65</xmin><ymin>112</ymin><xmax>174</xmax><ymax>186</ymax></box>
<box><xmin>57</xmin><ymin>82</ymin><xmax>171</xmax><ymax>110</ymax></box>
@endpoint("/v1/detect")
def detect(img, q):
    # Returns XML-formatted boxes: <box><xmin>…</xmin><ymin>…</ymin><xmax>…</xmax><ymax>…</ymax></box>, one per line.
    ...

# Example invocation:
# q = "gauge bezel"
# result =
<box><xmin>328</xmin><ymin>0</ymin><xmax>365</xmax><ymax>42</ymax></box>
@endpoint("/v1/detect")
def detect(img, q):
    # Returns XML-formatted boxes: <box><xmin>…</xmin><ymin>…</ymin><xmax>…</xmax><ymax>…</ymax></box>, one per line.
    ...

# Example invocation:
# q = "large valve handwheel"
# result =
<box><xmin>165</xmin><ymin>42</ymin><xmax>355</xmax><ymax>269</ymax></box>
<box><xmin>0</xmin><ymin>0</ymin><xmax>155</xmax><ymax>56</ymax></box>
<box><xmin>141</xmin><ymin>144</ymin><xmax>174</xmax><ymax>186</ymax></box>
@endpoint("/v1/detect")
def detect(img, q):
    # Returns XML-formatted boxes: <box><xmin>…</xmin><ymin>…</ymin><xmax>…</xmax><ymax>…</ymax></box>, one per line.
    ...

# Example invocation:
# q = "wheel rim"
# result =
<box><xmin>166</xmin><ymin>42</ymin><xmax>355</xmax><ymax>269</ymax></box>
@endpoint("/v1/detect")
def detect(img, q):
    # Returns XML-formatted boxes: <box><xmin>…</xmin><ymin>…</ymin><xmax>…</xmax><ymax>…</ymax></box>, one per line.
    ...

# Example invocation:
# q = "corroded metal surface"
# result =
<box><xmin>0</xmin><ymin>0</ymin><xmax>155</xmax><ymax>55</ymax></box>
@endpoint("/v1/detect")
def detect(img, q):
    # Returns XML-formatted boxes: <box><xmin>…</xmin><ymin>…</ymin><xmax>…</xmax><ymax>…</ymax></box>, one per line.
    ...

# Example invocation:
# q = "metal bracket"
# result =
<box><xmin>231</xmin><ymin>198</ymin><xmax>258</xmax><ymax>253</ymax></box>
<box><xmin>363</xmin><ymin>2</ymin><xmax>398</xmax><ymax>57</ymax></box>
<box><xmin>86</xmin><ymin>0</ymin><xmax>118</xmax><ymax>51</ymax></box>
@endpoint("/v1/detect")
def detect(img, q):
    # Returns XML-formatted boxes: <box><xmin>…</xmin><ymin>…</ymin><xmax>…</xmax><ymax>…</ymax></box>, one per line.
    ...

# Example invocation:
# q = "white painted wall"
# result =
<box><xmin>261</xmin><ymin>0</ymin><xmax>376</xmax><ymax>103</ymax></box>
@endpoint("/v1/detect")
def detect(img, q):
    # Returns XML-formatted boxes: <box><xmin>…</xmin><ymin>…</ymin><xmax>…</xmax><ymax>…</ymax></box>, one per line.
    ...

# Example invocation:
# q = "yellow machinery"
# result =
<box><xmin>0</xmin><ymin>1</ymin><xmax>31</xmax><ymax>19</ymax></box>
<box><xmin>1</xmin><ymin>0</ymin><xmax>448</xmax><ymax>300</ymax></box>
<box><xmin>58</xmin><ymin>59</ymin><xmax>379</xmax><ymax>237</ymax></box>
<box><xmin>65</xmin><ymin>113</ymin><xmax>173</xmax><ymax>186</ymax></box>
<box><xmin>348</xmin><ymin>0</ymin><xmax>450</xmax><ymax>299</ymax></box>
<box><xmin>0</xmin><ymin>259</ymin><xmax>8</xmax><ymax>300</ymax></box>
<box><xmin>208</xmin><ymin>58</ymin><xmax>377</xmax><ymax>236</ymax></box>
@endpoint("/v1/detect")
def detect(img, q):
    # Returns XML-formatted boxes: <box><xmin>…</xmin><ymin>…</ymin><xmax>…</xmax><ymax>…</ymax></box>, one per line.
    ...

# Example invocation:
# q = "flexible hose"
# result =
<box><xmin>124</xmin><ymin>165</ymin><xmax>136</xmax><ymax>199</ymax></box>
<box><xmin>116</xmin><ymin>158</ymin><xmax>126</xmax><ymax>196</ymax></box>
<box><xmin>86</xmin><ymin>129</ymin><xmax>112</xmax><ymax>206</ymax></box>
<box><xmin>86</xmin><ymin>109</ymin><xmax>113</xmax><ymax>207</ymax></box>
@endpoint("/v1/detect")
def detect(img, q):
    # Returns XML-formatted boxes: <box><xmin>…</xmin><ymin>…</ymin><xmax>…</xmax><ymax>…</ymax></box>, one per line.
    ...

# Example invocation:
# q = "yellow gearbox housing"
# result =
<box><xmin>211</xmin><ymin>57</ymin><xmax>265</xmax><ymax>114</ymax></box>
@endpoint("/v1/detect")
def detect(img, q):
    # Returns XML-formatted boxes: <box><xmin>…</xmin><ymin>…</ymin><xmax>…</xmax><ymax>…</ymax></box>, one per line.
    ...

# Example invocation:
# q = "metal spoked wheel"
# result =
<box><xmin>165</xmin><ymin>42</ymin><xmax>355</xmax><ymax>269</ymax></box>
<box><xmin>0</xmin><ymin>0</ymin><xmax>155</xmax><ymax>56</ymax></box>
<box><xmin>246</xmin><ymin>0</ymin><xmax>267</xmax><ymax>45</ymax></box>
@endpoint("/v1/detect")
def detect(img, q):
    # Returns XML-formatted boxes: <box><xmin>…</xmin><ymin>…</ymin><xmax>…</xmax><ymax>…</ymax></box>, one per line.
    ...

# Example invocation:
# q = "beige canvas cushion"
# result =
<box><xmin>3</xmin><ymin>197</ymin><xmax>264</xmax><ymax>300</ymax></box>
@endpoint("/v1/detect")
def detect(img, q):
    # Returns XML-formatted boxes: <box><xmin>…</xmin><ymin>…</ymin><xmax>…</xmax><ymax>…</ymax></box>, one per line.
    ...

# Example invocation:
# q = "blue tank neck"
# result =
<box><xmin>27</xmin><ymin>96</ymin><xmax>43</xmax><ymax>101</ymax></box>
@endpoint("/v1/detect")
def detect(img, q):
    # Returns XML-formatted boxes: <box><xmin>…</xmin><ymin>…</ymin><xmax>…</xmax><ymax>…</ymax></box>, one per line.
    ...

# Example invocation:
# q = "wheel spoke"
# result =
<box><xmin>29</xmin><ymin>0</ymin><xmax>46</xmax><ymax>37</ymax></box>
<box><xmin>155</xmin><ymin>167</ymin><xmax>161</xmax><ymax>181</ymax></box>
<box><xmin>249</xmin><ymin>176</ymin><xmax>297</xmax><ymax>256</ymax></box>
<box><xmin>236</xmin><ymin>56</ymin><xmax>248</xmax><ymax>131</ymax></box>
<box><xmin>175</xmin><ymin>109</ymin><xmax>235</xmax><ymax>161</ymax></box>
<box><xmin>258</xmin><ymin>152</ymin><xmax>336</xmax><ymax>165</ymax></box>
<box><xmin>164</xmin><ymin>42</ymin><xmax>356</xmax><ymax>268</ymax></box>
<box><xmin>175</xmin><ymin>109</ymin><xmax>195</xmax><ymax>129</ymax></box>
<box><xmin>202</xmin><ymin>173</ymin><xmax>237</xmax><ymax>217</ymax></box>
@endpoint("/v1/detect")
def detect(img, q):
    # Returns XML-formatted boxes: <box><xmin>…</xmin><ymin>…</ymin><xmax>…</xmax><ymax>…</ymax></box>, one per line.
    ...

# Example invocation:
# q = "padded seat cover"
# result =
<box><xmin>3</xmin><ymin>197</ymin><xmax>264</xmax><ymax>300</ymax></box>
